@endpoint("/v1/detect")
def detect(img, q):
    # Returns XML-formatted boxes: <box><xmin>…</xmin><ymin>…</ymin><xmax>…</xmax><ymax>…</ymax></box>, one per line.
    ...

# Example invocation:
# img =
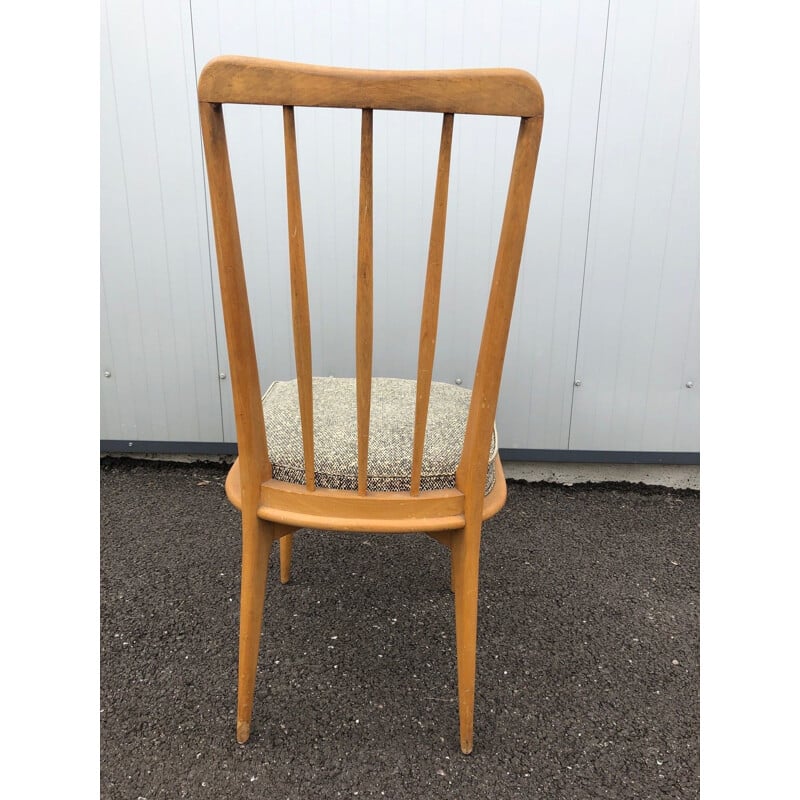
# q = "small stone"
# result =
<box><xmin>672</xmin><ymin>659</ymin><xmax>679</xmax><ymax>665</ymax></box>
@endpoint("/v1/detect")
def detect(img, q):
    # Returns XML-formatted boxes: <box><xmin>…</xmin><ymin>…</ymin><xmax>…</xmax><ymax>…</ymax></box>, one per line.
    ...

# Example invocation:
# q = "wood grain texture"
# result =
<box><xmin>356</xmin><ymin>109</ymin><xmax>373</xmax><ymax>496</ymax></box>
<box><xmin>200</xmin><ymin>56</ymin><xmax>540</xmax><ymax>755</ymax></box>
<box><xmin>198</xmin><ymin>101</ymin><xmax>270</xmax><ymax>501</ymax></box>
<box><xmin>235</xmin><ymin>515</ymin><xmax>273</xmax><ymax>743</ymax></box>
<box><xmin>452</xmin><ymin>511</ymin><xmax>481</xmax><ymax>754</ymax></box>
<box><xmin>198</xmin><ymin>56</ymin><xmax>544</xmax><ymax>118</ymax></box>
<box><xmin>282</xmin><ymin>106</ymin><xmax>315</xmax><ymax>490</ymax></box>
<box><xmin>279</xmin><ymin>532</ymin><xmax>293</xmax><ymax>584</ymax></box>
<box><xmin>457</xmin><ymin>115</ymin><xmax>543</xmax><ymax>511</ymax></box>
<box><xmin>223</xmin><ymin>454</ymin><xmax>507</xmax><ymax>533</ymax></box>
<box><xmin>411</xmin><ymin>113</ymin><xmax>454</xmax><ymax>496</ymax></box>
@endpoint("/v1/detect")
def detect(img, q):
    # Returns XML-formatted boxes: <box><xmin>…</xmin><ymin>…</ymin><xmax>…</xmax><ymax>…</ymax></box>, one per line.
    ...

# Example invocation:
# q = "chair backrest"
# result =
<box><xmin>198</xmin><ymin>57</ymin><xmax>544</xmax><ymax>508</ymax></box>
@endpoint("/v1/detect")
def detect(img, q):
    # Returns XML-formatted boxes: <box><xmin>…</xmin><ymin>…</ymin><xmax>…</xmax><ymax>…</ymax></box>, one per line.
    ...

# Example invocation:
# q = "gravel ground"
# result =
<box><xmin>100</xmin><ymin>458</ymin><xmax>699</xmax><ymax>799</ymax></box>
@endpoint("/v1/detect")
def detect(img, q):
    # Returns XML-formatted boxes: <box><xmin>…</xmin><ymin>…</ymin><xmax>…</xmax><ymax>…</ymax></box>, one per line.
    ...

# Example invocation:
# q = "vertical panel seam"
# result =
<box><xmin>673</xmin><ymin>265</ymin><xmax>699</xmax><ymax>450</ymax></box>
<box><xmin>179</xmin><ymin>0</ymin><xmax>218</xmax><ymax>440</ymax></box>
<box><xmin>103</xmin><ymin>0</ymin><xmax>153</xmax><ymax>438</ymax></box>
<box><xmin>100</xmin><ymin>271</ymin><xmax>122</xmax><ymax>435</ymax></box>
<box><xmin>189</xmin><ymin>0</ymin><xmax>228</xmax><ymax>440</ymax></box>
<box><xmin>642</xmin><ymin>0</ymin><xmax>697</xmax><ymax>450</ymax></box>
<box><xmin>526</xmin><ymin>1</ymin><xmax>582</xmax><ymax>448</ymax></box>
<box><xmin>141</xmin><ymin>1</ymin><xmax>181</xmax><ymax>441</ymax></box>
<box><xmin>566</xmin><ymin>0</ymin><xmax>612</xmax><ymax>450</ymax></box>
<box><xmin>608</xmin><ymin>4</ymin><xmax>660</xmax><ymax>446</ymax></box>
<box><xmin>672</xmin><ymin>0</ymin><xmax>700</xmax><ymax>452</ymax></box>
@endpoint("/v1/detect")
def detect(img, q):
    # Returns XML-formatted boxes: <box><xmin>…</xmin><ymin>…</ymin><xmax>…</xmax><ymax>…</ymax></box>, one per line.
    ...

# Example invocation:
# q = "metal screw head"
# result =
<box><xmin>574</xmin><ymin>379</ymin><xmax>582</xmax><ymax>387</ymax></box>
<box><xmin>455</xmin><ymin>377</ymin><xmax>463</xmax><ymax>385</ymax></box>
<box><xmin>219</xmin><ymin>373</ymin><xmax>227</xmax><ymax>380</ymax></box>
<box><xmin>685</xmin><ymin>381</ymin><xmax>694</xmax><ymax>389</ymax></box>
<box><xmin>104</xmin><ymin>371</ymin><xmax>111</xmax><ymax>378</ymax></box>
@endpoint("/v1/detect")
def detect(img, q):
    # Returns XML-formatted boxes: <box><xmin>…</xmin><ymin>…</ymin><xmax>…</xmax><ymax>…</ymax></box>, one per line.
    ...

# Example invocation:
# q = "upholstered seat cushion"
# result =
<box><xmin>262</xmin><ymin>376</ymin><xmax>497</xmax><ymax>494</ymax></box>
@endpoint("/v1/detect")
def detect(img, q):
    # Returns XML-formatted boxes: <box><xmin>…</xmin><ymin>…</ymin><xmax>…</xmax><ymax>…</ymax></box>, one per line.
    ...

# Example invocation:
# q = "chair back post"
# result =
<box><xmin>455</xmin><ymin>114</ymin><xmax>544</xmax><ymax>511</ymax></box>
<box><xmin>198</xmin><ymin>100</ymin><xmax>271</xmax><ymax>500</ymax></box>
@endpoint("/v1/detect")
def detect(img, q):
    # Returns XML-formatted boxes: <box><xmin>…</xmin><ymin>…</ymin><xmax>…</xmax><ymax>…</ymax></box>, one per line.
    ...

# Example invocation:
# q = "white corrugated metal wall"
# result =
<box><xmin>100</xmin><ymin>0</ymin><xmax>699</xmax><ymax>459</ymax></box>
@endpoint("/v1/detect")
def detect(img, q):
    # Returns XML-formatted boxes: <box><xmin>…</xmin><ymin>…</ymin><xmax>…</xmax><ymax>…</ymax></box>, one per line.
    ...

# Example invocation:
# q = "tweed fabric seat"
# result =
<box><xmin>262</xmin><ymin>376</ymin><xmax>497</xmax><ymax>494</ymax></box>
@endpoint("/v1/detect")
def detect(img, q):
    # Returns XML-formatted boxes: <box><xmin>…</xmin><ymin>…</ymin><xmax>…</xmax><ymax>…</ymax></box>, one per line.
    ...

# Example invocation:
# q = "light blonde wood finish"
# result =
<box><xmin>200</xmin><ymin>100</ymin><xmax>272</xmax><ymax>746</ymax></box>
<box><xmin>447</xmin><ymin>119</ymin><xmax>543</xmax><ymax>752</ymax></box>
<box><xmin>279</xmin><ymin>533</ymin><xmax>293</xmax><ymax>584</ymax></box>
<box><xmin>198</xmin><ymin>56</ymin><xmax>544</xmax><ymax>118</ymax></box>
<box><xmin>282</xmin><ymin>106</ymin><xmax>315</xmax><ymax>491</ymax></box>
<box><xmin>425</xmin><ymin>531</ymin><xmax>454</xmax><ymax>549</ymax></box>
<box><xmin>356</xmin><ymin>109</ymin><xmax>374</xmax><ymax>497</ymax></box>
<box><xmin>452</xmin><ymin>514</ymin><xmax>481</xmax><ymax>754</ymax></box>
<box><xmin>411</xmin><ymin>113</ymin><xmax>454</xmax><ymax>496</ymax></box>
<box><xmin>198</xmin><ymin>57</ymin><xmax>543</xmax><ymax>755</ymax></box>
<box><xmin>456</xmin><ymin>115</ymin><xmax>543</xmax><ymax>510</ymax></box>
<box><xmin>198</xmin><ymin>101</ymin><xmax>270</xmax><ymax>497</ymax></box>
<box><xmin>224</xmin><ymin>454</ymin><xmax>507</xmax><ymax>533</ymax></box>
<box><xmin>272</xmin><ymin>522</ymin><xmax>298</xmax><ymax>593</ymax></box>
<box><xmin>271</xmin><ymin>523</ymin><xmax>297</xmax><ymax>540</ymax></box>
<box><xmin>235</xmin><ymin>516</ymin><xmax>272</xmax><ymax>744</ymax></box>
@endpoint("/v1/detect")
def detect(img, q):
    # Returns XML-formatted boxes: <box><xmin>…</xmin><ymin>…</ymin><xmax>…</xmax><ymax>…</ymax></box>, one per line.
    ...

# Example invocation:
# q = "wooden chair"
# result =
<box><xmin>197</xmin><ymin>56</ymin><xmax>544</xmax><ymax>754</ymax></box>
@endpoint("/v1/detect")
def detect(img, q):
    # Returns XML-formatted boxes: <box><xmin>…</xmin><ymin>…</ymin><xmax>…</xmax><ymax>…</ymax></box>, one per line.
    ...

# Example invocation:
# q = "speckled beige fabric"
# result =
<box><xmin>262</xmin><ymin>376</ymin><xmax>497</xmax><ymax>494</ymax></box>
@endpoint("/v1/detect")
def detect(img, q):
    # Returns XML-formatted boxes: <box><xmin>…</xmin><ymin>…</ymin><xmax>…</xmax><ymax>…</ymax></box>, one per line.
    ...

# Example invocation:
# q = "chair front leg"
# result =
<box><xmin>279</xmin><ymin>533</ymin><xmax>293</xmax><ymax>584</ymax></box>
<box><xmin>236</xmin><ymin>514</ymin><xmax>273</xmax><ymax>744</ymax></box>
<box><xmin>451</xmin><ymin>513</ymin><xmax>482</xmax><ymax>754</ymax></box>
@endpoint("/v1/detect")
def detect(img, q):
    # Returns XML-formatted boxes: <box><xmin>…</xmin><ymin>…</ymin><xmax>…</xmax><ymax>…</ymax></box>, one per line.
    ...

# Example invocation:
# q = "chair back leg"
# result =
<box><xmin>279</xmin><ymin>533</ymin><xmax>294</xmax><ymax>585</ymax></box>
<box><xmin>236</xmin><ymin>516</ymin><xmax>273</xmax><ymax>743</ymax></box>
<box><xmin>451</xmin><ymin>513</ymin><xmax>483</xmax><ymax>754</ymax></box>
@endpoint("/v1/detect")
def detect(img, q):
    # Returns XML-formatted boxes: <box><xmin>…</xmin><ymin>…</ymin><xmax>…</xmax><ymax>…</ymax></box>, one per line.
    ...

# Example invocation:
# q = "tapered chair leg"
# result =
<box><xmin>236</xmin><ymin>515</ymin><xmax>273</xmax><ymax>744</ymax></box>
<box><xmin>452</xmin><ymin>517</ymin><xmax>482</xmax><ymax>754</ymax></box>
<box><xmin>450</xmin><ymin>546</ymin><xmax>458</xmax><ymax>594</ymax></box>
<box><xmin>279</xmin><ymin>533</ymin><xmax>293</xmax><ymax>584</ymax></box>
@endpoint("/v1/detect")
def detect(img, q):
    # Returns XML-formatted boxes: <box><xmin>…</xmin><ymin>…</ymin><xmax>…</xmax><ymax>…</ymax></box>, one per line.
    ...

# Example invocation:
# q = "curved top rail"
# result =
<box><xmin>198</xmin><ymin>56</ymin><xmax>544</xmax><ymax>118</ymax></box>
